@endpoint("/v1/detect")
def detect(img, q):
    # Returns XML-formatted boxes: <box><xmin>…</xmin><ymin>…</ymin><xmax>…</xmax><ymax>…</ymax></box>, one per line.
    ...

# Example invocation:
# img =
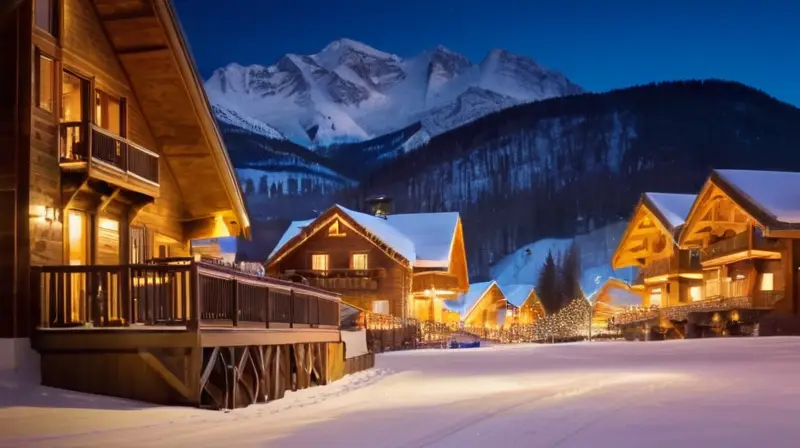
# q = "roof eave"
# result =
<box><xmin>157</xmin><ymin>0</ymin><xmax>251</xmax><ymax>236</ymax></box>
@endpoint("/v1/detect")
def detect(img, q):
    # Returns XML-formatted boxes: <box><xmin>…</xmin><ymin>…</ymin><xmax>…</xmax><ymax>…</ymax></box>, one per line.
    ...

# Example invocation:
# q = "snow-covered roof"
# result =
<box><xmin>715</xmin><ymin>169</ymin><xmax>800</xmax><ymax>225</ymax></box>
<box><xmin>444</xmin><ymin>281</ymin><xmax>497</xmax><ymax>319</ymax></box>
<box><xmin>268</xmin><ymin>219</ymin><xmax>314</xmax><ymax>260</ymax></box>
<box><xmin>268</xmin><ymin>205</ymin><xmax>461</xmax><ymax>267</ymax></box>
<box><xmin>588</xmin><ymin>278</ymin><xmax>642</xmax><ymax>309</ymax></box>
<box><xmin>644</xmin><ymin>192</ymin><xmax>696</xmax><ymax>229</ymax></box>
<box><xmin>502</xmin><ymin>284</ymin><xmax>536</xmax><ymax>308</ymax></box>
<box><xmin>384</xmin><ymin>212</ymin><xmax>460</xmax><ymax>267</ymax></box>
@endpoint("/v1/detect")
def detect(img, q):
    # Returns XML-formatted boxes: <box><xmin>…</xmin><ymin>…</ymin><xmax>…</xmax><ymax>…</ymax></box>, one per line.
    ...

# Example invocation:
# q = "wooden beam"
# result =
<box><xmin>97</xmin><ymin>188</ymin><xmax>121</xmax><ymax>213</ymax></box>
<box><xmin>116</xmin><ymin>44</ymin><xmax>170</xmax><ymax>55</ymax></box>
<box><xmin>138</xmin><ymin>350</ymin><xmax>193</xmax><ymax>400</ymax></box>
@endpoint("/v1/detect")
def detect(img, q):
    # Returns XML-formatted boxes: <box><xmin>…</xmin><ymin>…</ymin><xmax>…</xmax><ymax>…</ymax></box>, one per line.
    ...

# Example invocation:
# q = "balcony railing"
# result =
<box><xmin>32</xmin><ymin>261</ymin><xmax>340</xmax><ymax>330</ymax></box>
<box><xmin>641</xmin><ymin>251</ymin><xmax>701</xmax><ymax>280</ymax></box>
<box><xmin>701</xmin><ymin>231</ymin><xmax>783</xmax><ymax>263</ymax></box>
<box><xmin>611</xmin><ymin>290</ymin><xmax>784</xmax><ymax>326</ymax></box>
<box><xmin>285</xmin><ymin>268</ymin><xmax>385</xmax><ymax>291</ymax></box>
<box><xmin>59</xmin><ymin>122</ymin><xmax>160</xmax><ymax>185</ymax></box>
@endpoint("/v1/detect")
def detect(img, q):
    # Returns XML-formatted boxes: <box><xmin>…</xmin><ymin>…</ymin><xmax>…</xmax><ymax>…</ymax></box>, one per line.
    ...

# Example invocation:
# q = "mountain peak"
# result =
<box><xmin>319</xmin><ymin>38</ymin><xmax>398</xmax><ymax>61</ymax></box>
<box><xmin>206</xmin><ymin>40</ymin><xmax>582</xmax><ymax>147</ymax></box>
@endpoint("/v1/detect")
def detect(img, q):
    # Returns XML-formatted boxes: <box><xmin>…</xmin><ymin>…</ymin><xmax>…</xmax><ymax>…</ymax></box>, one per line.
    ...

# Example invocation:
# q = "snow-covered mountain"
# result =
<box><xmin>205</xmin><ymin>38</ymin><xmax>583</xmax><ymax>147</ymax></box>
<box><xmin>212</xmin><ymin>105</ymin><xmax>286</xmax><ymax>141</ymax></box>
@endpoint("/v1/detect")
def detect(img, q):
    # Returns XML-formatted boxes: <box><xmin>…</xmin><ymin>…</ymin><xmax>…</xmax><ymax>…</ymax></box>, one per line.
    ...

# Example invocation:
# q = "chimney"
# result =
<box><xmin>365</xmin><ymin>195</ymin><xmax>393</xmax><ymax>219</ymax></box>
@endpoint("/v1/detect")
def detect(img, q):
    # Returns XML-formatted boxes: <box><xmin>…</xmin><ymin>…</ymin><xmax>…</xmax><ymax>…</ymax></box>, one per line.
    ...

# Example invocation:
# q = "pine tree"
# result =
<box><xmin>258</xmin><ymin>176</ymin><xmax>269</xmax><ymax>195</ymax></box>
<box><xmin>244</xmin><ymin>178</ymin><xmax>255</xmax><ymax>196</ymax></box>
<box><xmin>558</xmin><ymin>242</ymin><xmax>582</xmax><ymax>308</ymax></box>
<box><xmin>537</xmin><ymin>250</ymin><xmax>559</xmax><ymax>313</ymax></box>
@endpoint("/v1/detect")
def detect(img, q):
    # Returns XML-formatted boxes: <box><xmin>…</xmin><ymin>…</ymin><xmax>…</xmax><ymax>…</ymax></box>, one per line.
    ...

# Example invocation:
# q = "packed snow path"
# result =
<box><xmin>3</xmin><ymin>338</ymin><xmax>800</xmax><ymax>447</ymax></box>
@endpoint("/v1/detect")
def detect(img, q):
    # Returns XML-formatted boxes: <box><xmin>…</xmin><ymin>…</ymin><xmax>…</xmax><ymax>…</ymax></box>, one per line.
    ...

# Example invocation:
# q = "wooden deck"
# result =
<box><xmin>30</xmin><ymin>259</ymin><xmax>363</xmax><ymax>410</ymax></box>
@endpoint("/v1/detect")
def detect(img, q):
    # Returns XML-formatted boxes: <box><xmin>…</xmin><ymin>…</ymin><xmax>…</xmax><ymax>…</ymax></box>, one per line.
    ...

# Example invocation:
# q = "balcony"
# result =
<box><xmin>285</xmin><ymin>268</ymin><xmax>385</xmax><ymax>292</ymax></box>
<box><xmin>60</xmin><ymin>122</ymin><xmax>160</xmax><ymax>197</ymax></box>
<box><xmin>700</xmin><ymin>231</ymin><xmax>783</xmax><ymax>264</ymax></box>
<box><xmin>411</xmin><ymin>271</ymin><xmax>462</xmax><ymax>295</ymax></box>
<box><xmin>641</xmin><ymin>251</ymin><xmax>701</xmax><ymax>281</ymax></box>
<box><xmin>32</xmin><ymin>260</ymin><xmax>340</xmax><ymax>330</ymax></box>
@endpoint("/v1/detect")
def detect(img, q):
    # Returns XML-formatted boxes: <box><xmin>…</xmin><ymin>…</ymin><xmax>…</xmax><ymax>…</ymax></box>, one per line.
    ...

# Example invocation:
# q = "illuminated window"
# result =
<box><xmin>35</xmin><ymin>53</ymin><xmax>54</xmax><ymax>112</ymax></box>
<box><xmin>351</xmin><ymin>253</ymin><xmax>368</xmax><ymax>270</ymax></box>
<box><xmin>649</xmin><ymin>288</ymin><xmax>662</xmax><ymax>306</ymax></box>
<box><xmin>761</xmin><ymin>273</ymin><xmax>774</xmax><ymax>291</ymax></box>
<box><xmin>372</xmin><ymin>300</ymin><xmax>389</xmax><ymax>314</ymax></box>
<box><xmin>95</xmin><ymin>90</ymin><xmax>123</xmax><ymax>135</ymax></box>
<box><xmin>311</xmin><ymin>254</ymin><xmax>329</xmax><ymax>271</ymax></box>
<box><xmin>688</xmin><ymin>286</ymin><xmax>702</xmax><ymax>302</ymax></box>
<box><xmin>328</xmin><ymin>220</ymin><xmax>345</xmax><ymax>237</ymax></box>
<box><xmin>61</xmin><ymin>71</ymin><xmax>85</xmax><ymax>122</ymax></box>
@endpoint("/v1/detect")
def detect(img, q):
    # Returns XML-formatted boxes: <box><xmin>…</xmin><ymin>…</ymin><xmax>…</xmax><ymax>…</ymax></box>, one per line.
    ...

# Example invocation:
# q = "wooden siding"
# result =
<box><xmin>59</xmin><ymin>0</ymin><xmax>187</xmax><ymax>244</ymax></box>
<box><xmin>271</xmin><ymin>216</ymin><xmax>411</xmax><ymax>318</ymax></box>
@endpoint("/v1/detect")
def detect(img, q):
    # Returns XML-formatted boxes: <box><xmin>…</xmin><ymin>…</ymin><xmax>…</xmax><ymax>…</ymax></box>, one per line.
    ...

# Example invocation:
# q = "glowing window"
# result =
<box><xmin>761</xmin><ymin>273</ymin><xmax>774</xmax><ymax>291</ymax></box>
<box><xmin>311</xmin><ymin>254</ymin><xmax>329</xmax><ymax>271</ymax></box>
<box><xmin>351</xmin><ymin>253</ymin><xmax>368</xmax><ymax>270</ymax></box>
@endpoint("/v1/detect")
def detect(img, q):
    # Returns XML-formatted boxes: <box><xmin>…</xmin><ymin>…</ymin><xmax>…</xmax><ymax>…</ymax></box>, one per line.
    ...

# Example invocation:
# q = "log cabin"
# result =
<box><xmin>266</xmin><ymin>201</ymin><xmax>470</xmax><ymax>321</ymax></box>
<box><xmin>0</xmin><ymin>0</ymin><xmax>359</xmax><ymax>409</ymax></box>
<box><xmin>610</xmin><ymin>192</ymin><xmax>702</xmax><ymax>337</ymax></box>
<box><xmin>590</xmin><ymin>277</ymin><xmax>646</xmax><ymax>336</ymax></box>
<box><xmin>444</xmin><ymin>281</ymin><xmax>510</xmax><ymax>328</ymax></box>
<box><xmin>678</xmin><ymin>169</ymin><xmax>800</xmax><ymax>337</ymax></box>
<box><xmin>502</xmin><ymin>284</ymin><xmax>545</xmax><ymax>325</ymax></box>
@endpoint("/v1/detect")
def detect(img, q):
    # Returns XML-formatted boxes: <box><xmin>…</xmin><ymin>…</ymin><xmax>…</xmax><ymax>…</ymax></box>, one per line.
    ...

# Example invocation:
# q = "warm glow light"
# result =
<box><xmin>98</xmin><ymin>217</ymin><xmax>119</xmax><ymax>232</ymax></box>
<box><xmin>211</xmin><ymin>215</ymin><xmax>231</xmax><ymax>238</ymax></box>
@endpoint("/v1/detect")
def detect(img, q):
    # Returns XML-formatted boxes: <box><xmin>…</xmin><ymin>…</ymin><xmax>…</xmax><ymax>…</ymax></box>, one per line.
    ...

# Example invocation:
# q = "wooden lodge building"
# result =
<box><xmin>611</xmin><ymin>170</ymin><xmax>800</xmax><ymax>338</ymax></box>
<box><xmin>501</xmin><ymin>284</ymin><xmax>545</xmax><ymax>325</ymax></box>
<box><xmin>443</xmin><ymin>281</ymin><xmax>508</xmax><ymax>328</ymax></box>
<box><xmin>266</xmin><ymin>201</ymin><xmax>470</xmax><ymax>322</ymax></box>
<box><xmin>0</xmin><ymin>0</ymin><xmax>364</xmax><ymax>409</ymax></box>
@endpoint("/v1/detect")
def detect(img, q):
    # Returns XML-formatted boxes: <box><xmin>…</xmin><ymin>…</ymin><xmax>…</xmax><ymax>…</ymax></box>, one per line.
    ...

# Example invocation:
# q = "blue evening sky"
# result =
<box><xmin>174</xmin><ymin>0</ymin><xmax>799</xmax><ymax>107</ymax></box>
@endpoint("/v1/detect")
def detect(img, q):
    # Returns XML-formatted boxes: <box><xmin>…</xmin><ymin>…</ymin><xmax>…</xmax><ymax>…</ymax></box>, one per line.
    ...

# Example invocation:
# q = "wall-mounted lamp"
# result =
<box><xmin>44</xmin><ymin>206</ymin><xmax>59</xmax><ymax>223</ymax></box>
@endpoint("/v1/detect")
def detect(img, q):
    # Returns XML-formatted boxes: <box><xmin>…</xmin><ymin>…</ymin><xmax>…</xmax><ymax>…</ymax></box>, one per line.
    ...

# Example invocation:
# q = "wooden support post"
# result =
<box><xmin>188</xmin><ymin>263</ymin><xmax>200</xmax><ymax>331</ymax></box>
<box><xmin>231</xmin><ymin>279</ymin><xmax>239</xmax><ymax>327</ymax></box>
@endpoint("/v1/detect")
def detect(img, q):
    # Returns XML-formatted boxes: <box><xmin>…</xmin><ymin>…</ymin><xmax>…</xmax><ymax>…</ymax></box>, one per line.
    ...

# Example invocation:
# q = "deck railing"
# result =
<box><xmin>285</xmin><ymin>268</ymin><xmax>384</xmax><ymax>291</ymax></box>
<box><xmin>32</xmin><ymin>261</ymin><xmax>340</xmax><ymax>330</ymax></box>
<box><xmin>701</xmin><ymin>231</ymin><xmax>783</xmax><ymax>263</ymax></box>
<box><xmin>59</xmin><ymin>122</ymin><xmax>160</xmax><ymax>185</ymax></box>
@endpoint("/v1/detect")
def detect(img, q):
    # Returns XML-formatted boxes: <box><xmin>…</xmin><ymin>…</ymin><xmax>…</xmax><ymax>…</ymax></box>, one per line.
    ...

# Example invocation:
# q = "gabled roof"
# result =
<box><xmin>715</xmin><ymin>169</ymin><xmax>800</xmax><ymax>226</ymax></box>
<box><xmin>588</xmin><ymin>277</ymin><xmax>643</xmax><ymax>309</ymax></box>
<box><xmin>644</xmin><ymin>193</ymin><xmax>696</xmax><ymax>233</ymax></box>
<box><xmin>680</xmin><ymin>169</ymin><xmax>800</xmax><ymax>243</ymax></box>
<box><xmin>502</xmin><ymin>284</ymin><xmax>537</xmax><ymax>308</ymax></box>
<box><xmin>267</xmin><ymin>205</ymin><xmax>462</xmax><ymax>268</ymax></box>
<box><xmin>92</xmin><ymin>0</ymin><xmax>251</xmax><ymax>236</ymax></box>
<box><xmin>612</xmin><ymin>192</ymin><xmax>696</xmax><ymax>269</ymax></box>
<box><xmin>443</xmin><ymin>281</ymin><xmax>498</xmax><ymax>320</ymax></box>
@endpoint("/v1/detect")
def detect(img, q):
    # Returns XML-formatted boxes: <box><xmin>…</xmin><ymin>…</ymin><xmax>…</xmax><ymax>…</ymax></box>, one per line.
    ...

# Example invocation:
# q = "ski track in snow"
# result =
<box><xmin>4</xmin><ymin>339</ymin><xmax>800</xmax><ymax>447</ymax></box>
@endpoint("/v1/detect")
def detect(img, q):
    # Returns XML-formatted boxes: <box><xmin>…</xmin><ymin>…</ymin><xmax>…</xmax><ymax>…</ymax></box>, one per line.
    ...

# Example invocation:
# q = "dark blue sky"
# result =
<box><xmin>175</xmin><ymin>0</ymin><xmax>799</xmax><ymax>107</ymax></box>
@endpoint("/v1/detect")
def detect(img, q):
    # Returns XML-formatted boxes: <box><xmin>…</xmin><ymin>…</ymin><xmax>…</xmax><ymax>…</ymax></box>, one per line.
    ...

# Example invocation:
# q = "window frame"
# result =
<box><xmin>311</xmin><ymin>253</ymin><xmax>329</xmax><ymax>271</ymax></box>
<box><xmin>350</xmin><ymin>252</ymin><xmax>368</xmax><ymax>270</ymax></box>
<box><xmin>34</xmin><ymin>51</ymin><xmax>55</xmax><ymax>113</ymax></box>
<box><xmin>34</xmin><ymin>0</ymin><xmax>60</xmax><ymax>39</ymax></box>
<box><xmin>94</xmin><ymin>89</ymin><xmax>127</xmax><ymax>137</ymax></box>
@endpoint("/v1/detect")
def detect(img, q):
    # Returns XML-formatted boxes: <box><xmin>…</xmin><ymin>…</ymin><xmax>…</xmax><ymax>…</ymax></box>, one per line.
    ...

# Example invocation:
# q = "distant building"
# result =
<box><xmin>267</xmin><ymin>203</ymin><xmax>470</xmax><ymax>321</ymax></box>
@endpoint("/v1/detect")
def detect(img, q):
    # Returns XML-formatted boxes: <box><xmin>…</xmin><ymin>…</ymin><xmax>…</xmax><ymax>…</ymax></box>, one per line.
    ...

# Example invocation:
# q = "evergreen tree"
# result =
<box><xmin>258</xmin><ymin>176</ymin><xmax>269</xmax><ymax>195</ymax></box>
<box><xmin>244</xmin><ymin>178</ymin><xmax>255</xmax><ymax>196</ymax></box>
<box><xmin>558</xmin><ymin>242</ymin><xmax>582</xmax><ymax>308</ymax></box>
<box><xmin>537</xmin><ymin>250</ymin><xmax>559</xmax><ymax>313</ymax></box>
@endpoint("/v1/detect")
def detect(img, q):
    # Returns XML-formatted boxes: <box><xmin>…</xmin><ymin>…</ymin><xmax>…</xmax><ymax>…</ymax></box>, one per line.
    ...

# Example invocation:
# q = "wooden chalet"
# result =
<box><xmin>678</xmin><ymin>169</ymin><xmax>800</xmax><ymax>336</ymax></box>
<box><xmin>590</xmin><ymin>278</ymin><xmax>646</xmax><ymax>335</ymax></box>
<box><xmin>444</xmin><ymin>281</ymin><xmax>510</xmax><ymax>328</ymax></box>
<box><xmin>267</xmin><ymin>202</ymin><xmax>470</xmax><ymax>322</ymax></box>
<box><xmin>0</xmin><ymin>0</ymin><xmax>359</xmax><ymax>409</ymax></box>
<box><xmin>502</xmin><ymin>284</ymin><xmax>545</xmax><ymax>325</ymax></box>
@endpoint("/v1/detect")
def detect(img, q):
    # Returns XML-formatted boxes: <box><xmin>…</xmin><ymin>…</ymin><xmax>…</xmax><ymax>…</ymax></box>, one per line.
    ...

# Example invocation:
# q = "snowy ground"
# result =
<box><xmin>3</xmin><ymin>338</ymin><xmax>800</xmax><ymax>447</ymax></box>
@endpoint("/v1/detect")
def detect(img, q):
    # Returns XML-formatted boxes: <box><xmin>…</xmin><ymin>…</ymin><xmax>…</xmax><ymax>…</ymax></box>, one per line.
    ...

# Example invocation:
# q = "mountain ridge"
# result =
<box><xmin>205</xmin><ymin>38</ymin><xmax>583</xmax><ymax>148</ymax></box>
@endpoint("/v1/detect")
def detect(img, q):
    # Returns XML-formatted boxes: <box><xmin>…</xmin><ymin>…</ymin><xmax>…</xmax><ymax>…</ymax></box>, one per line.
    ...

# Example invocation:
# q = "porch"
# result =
<box><xmin>30</xmin><ymin>259</ymin><xmax>351</xmax><ymax>410</ymax></box>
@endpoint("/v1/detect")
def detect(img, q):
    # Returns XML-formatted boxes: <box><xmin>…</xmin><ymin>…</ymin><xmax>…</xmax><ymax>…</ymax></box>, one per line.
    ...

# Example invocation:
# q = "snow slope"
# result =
<box><xmin>6</xmin><ymin>338</ymin><xmax>800</xmax><ymax>447</ymax></box>
<box><xmin>490</xmin><ymin>222</ymin><xmax>637</xmax><ymax>297</ymax></box>
<box><xmin>205</xmin><ymin>38</ymin><xmax>583</xmax><ymax>147</ymax></box>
